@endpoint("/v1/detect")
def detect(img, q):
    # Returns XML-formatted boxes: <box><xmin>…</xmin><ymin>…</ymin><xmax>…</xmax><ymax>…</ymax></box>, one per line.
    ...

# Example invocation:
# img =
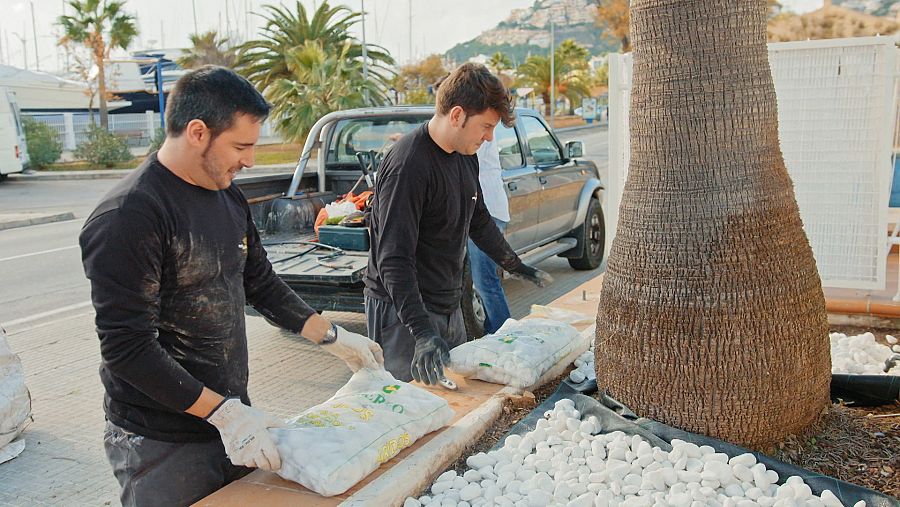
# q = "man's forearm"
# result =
<box><xmin>186</xmin><ymin>386</ymin><xmax>225</xmax><ymax>418</ymax></box>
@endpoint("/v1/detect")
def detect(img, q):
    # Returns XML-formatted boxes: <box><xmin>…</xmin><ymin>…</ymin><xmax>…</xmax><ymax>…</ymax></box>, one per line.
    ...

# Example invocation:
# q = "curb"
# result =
<box><xmin>0</xmin><ymin>212</ymin><xmax>76</xmax><ymax>231</ymax></box>
<box><xmin>555</xmin><ymin>123</ymin><xmax>609</xmax><ymax>134</ymax></box>
<box><xmin>9</xmin><ymin>165</ymin><xmax>296</xmax><ymax>181</ymax></box>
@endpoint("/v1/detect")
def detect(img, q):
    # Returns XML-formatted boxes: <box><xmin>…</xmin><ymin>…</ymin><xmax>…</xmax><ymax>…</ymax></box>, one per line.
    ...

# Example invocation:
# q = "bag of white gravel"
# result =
<box><xmin>0</xmin><ymin>328</ymin><xmax>31</xmax><ymax>451</ymax></box>
<box><xmin>448</xmin><ymin>318</ymin><xmax>587</xmax><ymax>388</ymax></box>
<box><xmin>270</xmin><ymin>368</ymin><xmax>454</xmax><ymax>496</ymax></box>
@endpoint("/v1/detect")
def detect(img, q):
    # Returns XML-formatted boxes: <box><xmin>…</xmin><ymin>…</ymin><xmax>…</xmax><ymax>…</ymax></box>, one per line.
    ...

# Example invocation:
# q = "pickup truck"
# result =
<box><xmin>245</xmin><ymin>106</ymin><xmax>605</xmax><ymax>337</ymax></box>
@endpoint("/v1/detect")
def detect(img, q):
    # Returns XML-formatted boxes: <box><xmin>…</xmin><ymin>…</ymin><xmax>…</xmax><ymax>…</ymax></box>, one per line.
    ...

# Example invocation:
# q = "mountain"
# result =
<box><xmin>445</xmin><ymin>0</ymin><xmax>617</xmax><ymax>65</ymax></box>
<box><xmin>832</xmin><ymin>0</ymin><xmax>900</xmax><ymax>17</ymax></box>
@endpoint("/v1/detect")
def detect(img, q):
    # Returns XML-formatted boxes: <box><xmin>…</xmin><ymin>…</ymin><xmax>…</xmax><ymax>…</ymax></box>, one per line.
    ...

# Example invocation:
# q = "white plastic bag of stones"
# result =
<box><xmin>405</xmin><ymin>399</ymin><xmax>865</xmax><ymax>507</ymax></box>
<box><xmin>449</xmin><ymin>318</ymin><xmax>586</xmax><ymax>389</ymax></box>
<box><xmin>270</xmin><ymin>368</ymin><xmax>454</xmax><ymax>497</ymax></box>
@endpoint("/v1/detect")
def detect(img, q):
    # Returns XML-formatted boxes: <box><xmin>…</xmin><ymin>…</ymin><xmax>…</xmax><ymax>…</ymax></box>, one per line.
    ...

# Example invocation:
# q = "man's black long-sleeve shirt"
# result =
<box><xmin>364</xmin><ymin>123</ymin><xmax>522</xmax><ymax>340</ymax></box>
<box><xmin>80</xmin><ymin>154</ymin><xmax>316</xmax><ymax>442</ymax></box>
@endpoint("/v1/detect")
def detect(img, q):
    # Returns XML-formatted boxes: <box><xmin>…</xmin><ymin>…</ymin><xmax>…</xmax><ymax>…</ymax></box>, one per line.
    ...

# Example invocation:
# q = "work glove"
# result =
<box><xmin>206</xmin><ymin>397</ymin><xmax>287</xmax><ymax>471</ymax></box>
<box><xmin>321</xmin><ymin>325</ymin><xmax>385</xmax><ymax>372</ymax></box>
<box><xmin>509</xmin><ymin>263</ymin><xmax>554</xmax><ymax>287</ymax></box>
<box><xmin>411</xmin><ymin>333</ymin><xmax>451</xmax><ymax>386</ymax></box>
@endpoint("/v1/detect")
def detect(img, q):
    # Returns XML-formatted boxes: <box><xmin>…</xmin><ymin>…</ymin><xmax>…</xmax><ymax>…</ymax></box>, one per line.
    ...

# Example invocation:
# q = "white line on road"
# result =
<box><xmin>1</xmin><ymin>300</ymin><xmax>94</xmax><ymax>328</ymax></box>
<box><xmin>0</xmin><ymin>245</ymin><xmax>79</xmax><ymax>263</ymax></box>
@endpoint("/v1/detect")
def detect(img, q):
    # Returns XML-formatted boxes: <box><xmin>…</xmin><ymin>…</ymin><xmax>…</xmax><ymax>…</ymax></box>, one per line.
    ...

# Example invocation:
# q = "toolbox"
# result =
<box><xmin>318</xmin><ymin>225</ymin><xmax>371</xmax><ymax>251</ymax></box>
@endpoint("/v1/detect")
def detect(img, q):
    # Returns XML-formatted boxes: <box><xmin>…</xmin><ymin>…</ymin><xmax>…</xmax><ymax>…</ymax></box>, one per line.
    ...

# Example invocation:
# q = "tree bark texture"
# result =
<box><xmin>595</xmin><ymin>0</ymin><xmax>831</xmax><ymax>448</ymax></box>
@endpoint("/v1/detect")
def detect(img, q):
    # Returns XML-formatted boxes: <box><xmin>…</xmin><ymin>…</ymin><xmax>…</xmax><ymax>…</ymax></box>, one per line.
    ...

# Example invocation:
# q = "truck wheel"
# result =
<box><xmin>568</xmin><ymin>197</ymin><xmax>605</xmax><ymax>270</ymax></box>
<box><xmin>461</xmin><ymin>259</ymin><xmax>486</xmax><ymax>340</ymax></box>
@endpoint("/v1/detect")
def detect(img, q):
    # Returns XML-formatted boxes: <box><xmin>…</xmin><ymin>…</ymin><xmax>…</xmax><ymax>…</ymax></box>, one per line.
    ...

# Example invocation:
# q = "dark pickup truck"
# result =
<box><xmin>242</xmin><ymin>106</ymin><xmax>605</xmax><ymax>337</ymax></box>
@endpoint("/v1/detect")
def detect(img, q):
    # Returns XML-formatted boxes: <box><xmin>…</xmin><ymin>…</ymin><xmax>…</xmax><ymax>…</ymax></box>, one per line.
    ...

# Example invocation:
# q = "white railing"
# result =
<box><xmin>607</xmin><ymin>36</ymin><xmax>899</xmax><ymax>291</ymax></box>
<box><xmin>25</xmin><ymin>112</ymin><xmax>280</xmax><ymax>150</ymax></box>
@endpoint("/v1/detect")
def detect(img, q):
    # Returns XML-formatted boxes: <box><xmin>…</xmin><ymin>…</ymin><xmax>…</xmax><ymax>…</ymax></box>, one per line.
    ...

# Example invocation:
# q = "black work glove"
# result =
<box><xmin>509</xmin><ymin>263</ymin><xmax>554</xmax><ymax>287</ymax></box>
<box><xmin>410</xmin><ymin>334</ymin><xmax>450</xmax><ymax>386</ymax></box>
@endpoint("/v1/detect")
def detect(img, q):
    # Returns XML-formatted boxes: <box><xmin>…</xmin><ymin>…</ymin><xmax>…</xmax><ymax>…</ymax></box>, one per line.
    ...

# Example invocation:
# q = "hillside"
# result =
<box><xmin>768</xmin><ymin>3</ymin><xmax>899</xmax><ymax>41</ymax></box>
<box><xmin>445</xmin><ymin>0</ymin><xmax>618</xmax><ymax>65</ymax></box>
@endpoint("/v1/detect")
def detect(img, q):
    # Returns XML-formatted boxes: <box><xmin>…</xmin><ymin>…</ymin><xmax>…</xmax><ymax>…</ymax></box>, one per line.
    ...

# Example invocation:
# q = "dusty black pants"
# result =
<box><xmin>364</xmin><ymin>296</ymin><xmax>466</xmax><ymax>382</ymax></box>
<box><xmin>103</xmin><ymin>421</ymin><xmax>251</xmax><ymax>507</ymax></box>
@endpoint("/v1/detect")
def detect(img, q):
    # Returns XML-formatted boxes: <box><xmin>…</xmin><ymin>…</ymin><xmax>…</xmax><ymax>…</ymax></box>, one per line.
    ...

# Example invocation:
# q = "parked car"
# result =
<box><xmin>241</xmin><ymin>106</ymin><xmax>605</xmax><ymax>337</ymax></box>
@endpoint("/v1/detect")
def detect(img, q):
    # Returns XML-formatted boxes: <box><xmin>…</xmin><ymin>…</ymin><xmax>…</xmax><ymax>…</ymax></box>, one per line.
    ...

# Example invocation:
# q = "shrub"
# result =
<box><xmin>74</xmin><ymin>124</ymin><xmax>133</xmax><ymax>168</ymax></box>
<box><xmin>22</xmin><ymin>117</ymin><xmax>62</xmax><ymax>169</ymax></box>
<box><xmin>148</xmin><ymin>128</ymin><xmax>166</xmax><ymax>153</ymax></box>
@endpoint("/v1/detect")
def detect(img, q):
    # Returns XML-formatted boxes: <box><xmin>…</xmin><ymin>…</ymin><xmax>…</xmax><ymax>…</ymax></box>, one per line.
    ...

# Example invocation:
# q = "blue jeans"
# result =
<box><xmin>467</xmin><ymin>219</ymin><xmax>511</xmax><ymax>335</ymax></box>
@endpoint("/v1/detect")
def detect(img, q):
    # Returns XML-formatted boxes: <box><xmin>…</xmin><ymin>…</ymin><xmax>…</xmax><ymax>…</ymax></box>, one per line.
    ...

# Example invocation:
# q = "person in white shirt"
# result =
<box><xmin>467</xmin><ymin>135</ymin><xmax>512</xmax><ymax>334</ymax></box>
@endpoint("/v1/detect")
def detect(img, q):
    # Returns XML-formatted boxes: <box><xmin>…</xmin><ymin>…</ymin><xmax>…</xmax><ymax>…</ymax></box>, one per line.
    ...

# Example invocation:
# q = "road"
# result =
<box><xmin>0</xmin><ymin>125</ymin><xmax>608</xmax><ymax>328</ymax></box>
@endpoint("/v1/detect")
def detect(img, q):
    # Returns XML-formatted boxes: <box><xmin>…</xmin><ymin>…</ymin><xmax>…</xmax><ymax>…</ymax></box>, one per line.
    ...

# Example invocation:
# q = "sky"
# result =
<box><xmin>1</xmin><ymin>0</ymin><xmax>825</xmax><ymax>75</ymax></box>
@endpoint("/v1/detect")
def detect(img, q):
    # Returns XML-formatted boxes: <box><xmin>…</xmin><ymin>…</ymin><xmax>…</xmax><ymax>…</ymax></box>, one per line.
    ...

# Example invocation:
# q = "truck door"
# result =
<box><xmin>495</xmin><ymin>122</ymin><xmax>540</xmax><ymax>251</ymax></box>
<box><xmin>520</xmin><ymin>115</ymin><xmax>580</xmax><ymax>239</ymax></box>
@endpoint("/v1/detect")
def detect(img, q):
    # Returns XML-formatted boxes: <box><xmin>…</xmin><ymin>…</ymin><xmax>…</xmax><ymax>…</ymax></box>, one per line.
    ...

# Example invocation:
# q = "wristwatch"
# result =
<box><xmin>320</xmin><ymin>323</ymin><xmax>339</xmax><ymax>345</ymax></box>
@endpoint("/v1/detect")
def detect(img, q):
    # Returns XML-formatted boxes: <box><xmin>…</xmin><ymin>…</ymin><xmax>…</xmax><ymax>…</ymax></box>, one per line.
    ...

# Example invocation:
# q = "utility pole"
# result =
<box><xmin>191</xmin><ymin>0</ymin><xmax>199</xmax><ymax>35</ymax></box>
<box><xmin>12</xmin><ymin>31</ymin><xmax>27</xmax><ymax>70</ymax></box>
<box><xmin>30</xmin><ymin>2</ymin><xmax>39</xmax><ymax>70</ymax></box>
<box><xmin>361</xmin><ymin>0</ymin><xmax>369</xmax><ymax>105</ymax></box>
<box><xmin>408</xmin><ymin>0</ymin><xmax>412</xmax><ymax>64</ymax></box>
<box><xmin>549</xmin><ymin>20</ymin><xmax>555</xmax><ymax>128</ymax></box>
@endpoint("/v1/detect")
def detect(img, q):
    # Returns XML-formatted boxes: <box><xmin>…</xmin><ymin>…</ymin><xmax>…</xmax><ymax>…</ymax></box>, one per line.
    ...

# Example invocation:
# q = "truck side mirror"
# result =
<box><xmin>565</xmin><ymin>140</ymin><xmax>584</xmax><ymax>159</ymax></box>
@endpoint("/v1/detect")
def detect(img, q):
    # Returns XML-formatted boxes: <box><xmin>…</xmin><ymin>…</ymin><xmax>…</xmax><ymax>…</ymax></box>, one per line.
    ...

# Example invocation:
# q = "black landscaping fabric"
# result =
<box><xmin>830</xmin><ymin>374</ymin><xmax>900</xmax><ymax>407</ymax></box>
<box><xmin>494</xmin><ymin>380</ymin><xmax>899</xmax><ymax>507</ymax></box>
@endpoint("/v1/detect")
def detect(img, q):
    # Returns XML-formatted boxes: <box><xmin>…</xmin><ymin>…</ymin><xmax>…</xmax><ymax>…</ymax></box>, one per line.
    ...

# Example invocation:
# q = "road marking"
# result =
<box><xmin>0</xmin><ymin>245</ymin><xmax>79</xmax><ymax>263</ymax></box>
<box><xmin>1</xmin><ymin>300</ymin><xmax>94</xmax><ymax>328</ymax></box>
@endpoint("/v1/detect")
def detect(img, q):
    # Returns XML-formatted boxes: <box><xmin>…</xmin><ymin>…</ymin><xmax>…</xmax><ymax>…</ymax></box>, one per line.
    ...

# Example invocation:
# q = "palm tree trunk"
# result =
<box><xmin>542</xmin><ymin>92</ymin><xmax>551</xmax><ymax>117</ymax></box>
<box><xmin>595</xmin><ymin>0</ymin><xmax>830</xmax><ymax>448</ymax></box>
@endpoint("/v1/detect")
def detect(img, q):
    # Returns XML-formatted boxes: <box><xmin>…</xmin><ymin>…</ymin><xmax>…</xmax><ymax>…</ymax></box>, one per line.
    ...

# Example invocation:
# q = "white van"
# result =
<box><xmin>0</xmin><ymin>88</ymin><xmax>29</xmax><ymax>180</ymax></box>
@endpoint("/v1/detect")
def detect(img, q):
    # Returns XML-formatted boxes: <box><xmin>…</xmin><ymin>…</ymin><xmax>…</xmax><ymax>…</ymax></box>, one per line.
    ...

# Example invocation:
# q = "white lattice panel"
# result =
<box><xmin>769</xmin><ymin>37</ymin><xmax>895</xmax><ymax>289</ymax></box>
<box><xmin>607</xmin><ymin>36</ymin><xmax>897</xmax><ymax>290</ymax></box>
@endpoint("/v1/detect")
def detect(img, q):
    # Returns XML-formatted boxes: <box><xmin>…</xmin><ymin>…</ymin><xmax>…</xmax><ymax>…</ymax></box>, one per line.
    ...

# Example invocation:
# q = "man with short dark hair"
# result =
<box><xmin>80</xmin><ymin>66</ymin><xmax>384</xmax><ymax>506</ymax></box>
<box><xmin>365</xmin><ymin>63</ymin><xmax>551</xmax><ymax>386</ymax></box>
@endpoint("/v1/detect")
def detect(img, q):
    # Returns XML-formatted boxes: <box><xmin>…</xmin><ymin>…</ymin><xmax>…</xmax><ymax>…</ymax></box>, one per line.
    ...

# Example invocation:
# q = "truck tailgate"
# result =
<box><xmin>266</xmin><ymin>242</ymin><xmax>368</xmax><ymax>284</ymax></box>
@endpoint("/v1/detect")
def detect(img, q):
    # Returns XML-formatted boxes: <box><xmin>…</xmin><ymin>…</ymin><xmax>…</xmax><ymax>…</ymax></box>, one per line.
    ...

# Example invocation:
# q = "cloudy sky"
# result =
<box><xmin>2</xmin><ymin>0</ymin><xmax>824</xmax><ymax>74</ymax></box>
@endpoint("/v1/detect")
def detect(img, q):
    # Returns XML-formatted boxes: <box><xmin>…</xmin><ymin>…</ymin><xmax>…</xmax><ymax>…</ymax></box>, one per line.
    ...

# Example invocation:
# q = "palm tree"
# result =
<box><xmin>265</xmin><ymin>40</ymin><xmax>386</xmax><ymax>141</ymax></box>
<box><xmin>516</xmin><ymin>39</ymin><xmax>591</xmax><ymax>117</ymax></box>
<box><xmin>488</xmin><ymin>52</ymin><xmax>512</xmax><ymax>74</ymax></box>
<box><xmin>595</xmin><ymin>0</ymin><xmax>830</xmax><ymax>448</ymax></box>
<box><xmin>57</xmin><ymin>0</ymin><xmax>138</xmax><ymax>130</ymax></box>
<box><xmin>178</xmin><ymin>31</ymin><xmax>236</xmax><ymax>69</ymax></box>
<box><xmin>237</xmin><ymin>1</ymin><xmax>394</xmax><ymax>130</ymax></box>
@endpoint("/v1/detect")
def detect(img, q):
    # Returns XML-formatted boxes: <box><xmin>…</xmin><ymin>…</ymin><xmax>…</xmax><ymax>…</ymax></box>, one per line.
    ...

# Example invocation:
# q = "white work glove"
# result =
<box><xmin>321</xmin><ymin>325</ymin><xmax>385</xmax><ymax>372</ymax></box>
<box><xmin>206</xmin><ymin>397</ymin><xmax>287</xmax><ymax>471</ymax></box>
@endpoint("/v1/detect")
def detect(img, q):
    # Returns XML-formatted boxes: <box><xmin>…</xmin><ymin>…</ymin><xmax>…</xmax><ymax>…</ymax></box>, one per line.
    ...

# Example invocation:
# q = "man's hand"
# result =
<box><xmin>509</xmin><ymin>263</ymin><xmax>554</xmax><ymax>287</ymax></box>
<box><xmin>206</xmin><ymin>398</ymin><xmax>287</xmax><ymax>471</ymax></box>
<box><xmin>321</xmin><ymin>325</ymin><xmax>385</xmax><ymax>372</ymax></box>
<box><xmin>411</xmin><ymin>334</ymin><xmax>451</xmax><ymax>386</ymax></box>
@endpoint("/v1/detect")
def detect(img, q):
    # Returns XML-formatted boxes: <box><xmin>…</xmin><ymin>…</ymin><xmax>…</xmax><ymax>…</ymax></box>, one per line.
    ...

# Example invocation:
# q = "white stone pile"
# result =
<box><xmin>568</xmin><ymin>347</ymin><xmax>596</xmax><ymax>385</ymax></box>
<box><xmin>405</xmin><ymin>399</ymin><xmax>865</xmax><ymax>507</ymax></box>
<box><xmin>830</xmin><ymin>332</ymin><xmax>900</xmax><ymax>375</ymax></box>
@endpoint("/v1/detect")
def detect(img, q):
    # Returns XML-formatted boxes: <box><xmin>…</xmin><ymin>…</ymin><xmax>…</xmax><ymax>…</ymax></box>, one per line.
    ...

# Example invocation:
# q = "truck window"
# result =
<box><xmin>521</xmin><ymin>116</ymin><xmax>562</xmax><ymax>165</ymax></box>
<box><xmin>325</xmin><ymin>117</ymin><xmax>428</xmax><ymax>166</ymax></box>
<box><xmin>495</xmin><ymin>123</ymin><xmax>523</xmax><ymax>170</ymax></box>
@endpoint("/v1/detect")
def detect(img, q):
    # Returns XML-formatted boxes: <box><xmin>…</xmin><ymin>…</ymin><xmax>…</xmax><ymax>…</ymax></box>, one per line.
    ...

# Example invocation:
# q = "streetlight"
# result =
<box><xmin>549</xmin><ymin>20</ymin><xmax>555</xmax><ymax>128</ymax></box>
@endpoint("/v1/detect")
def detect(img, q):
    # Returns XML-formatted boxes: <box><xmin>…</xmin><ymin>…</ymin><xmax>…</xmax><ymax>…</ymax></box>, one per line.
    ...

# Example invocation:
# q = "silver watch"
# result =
<box><xmin>321</xmin><ymin>323</ymin><xmax>338</xmax><ymax>345</ymax></box>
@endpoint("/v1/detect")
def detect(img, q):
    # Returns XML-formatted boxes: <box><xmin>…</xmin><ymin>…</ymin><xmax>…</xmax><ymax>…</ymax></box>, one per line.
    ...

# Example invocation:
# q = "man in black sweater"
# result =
<box><xmin>365</xmin><ymin>63</ymin><xmax>551</xmax><ymax>386</ymax></box>
<box><xmin>80</xmin><ymin>67</ymin><xmax>383</xmax><ymax>507</ymax></box>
